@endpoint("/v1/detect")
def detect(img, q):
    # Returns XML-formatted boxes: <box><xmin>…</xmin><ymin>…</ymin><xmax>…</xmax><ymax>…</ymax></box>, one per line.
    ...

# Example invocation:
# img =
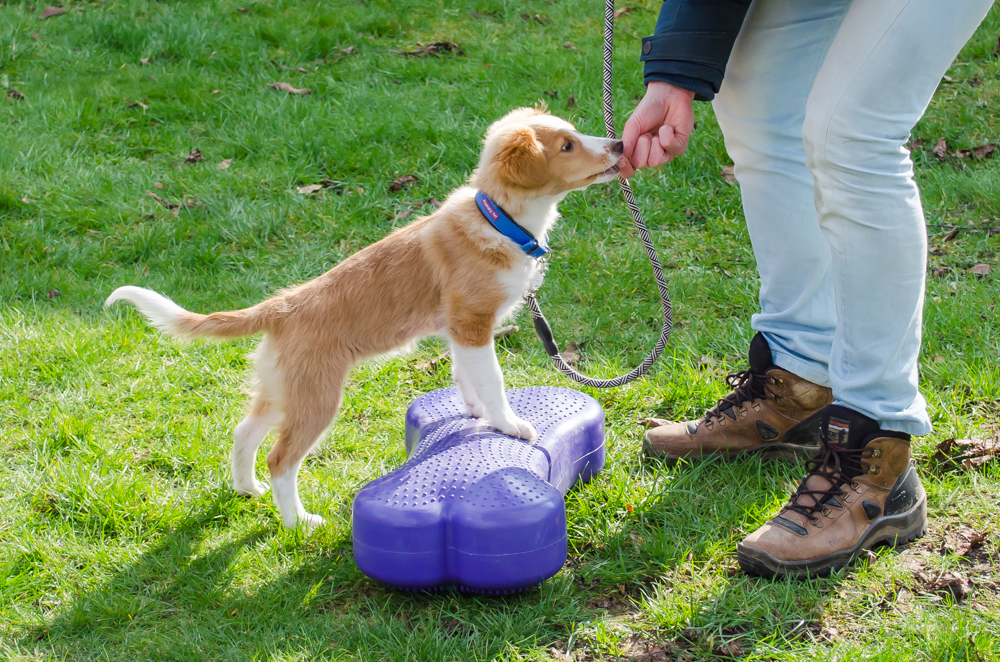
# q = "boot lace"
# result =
<box><xmin>783</xmin><ymin>439</ymin><xmax>872</xmax><ymax>523</ymax></box>
<box><xmin>703</xmin><ymin>369</ymin><xmax>772</xmax><ymax>421</ymax></box>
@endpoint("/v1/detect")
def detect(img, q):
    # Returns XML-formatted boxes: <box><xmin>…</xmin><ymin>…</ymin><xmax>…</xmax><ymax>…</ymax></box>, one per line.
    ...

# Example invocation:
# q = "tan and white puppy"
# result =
<box><xmin>106</xmin><ymin>107</ymin><xmax>622</xmax><ymax>529</ymax></box>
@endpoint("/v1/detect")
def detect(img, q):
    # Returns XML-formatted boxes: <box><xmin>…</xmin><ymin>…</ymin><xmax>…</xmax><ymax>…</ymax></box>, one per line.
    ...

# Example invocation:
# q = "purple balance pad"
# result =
<box><xmin>352</xmin><ymin>386</ymin><xmax>605</xmax><ymax>593</ymax></box>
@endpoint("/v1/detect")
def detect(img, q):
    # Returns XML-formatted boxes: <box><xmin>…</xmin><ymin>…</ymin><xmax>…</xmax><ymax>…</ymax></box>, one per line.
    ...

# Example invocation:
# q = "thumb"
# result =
<box><xmin>622</xmin><ymin>103</ymin><xmax>660</xmax><ymax>160</ymax></box>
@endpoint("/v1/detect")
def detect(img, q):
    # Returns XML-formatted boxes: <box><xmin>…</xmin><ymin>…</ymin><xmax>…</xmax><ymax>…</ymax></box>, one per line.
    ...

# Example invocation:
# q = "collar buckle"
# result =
<box><xmin>475</xmin><ymin>190</ymin><xmax>549</xmax><ymax>259</ymax></box>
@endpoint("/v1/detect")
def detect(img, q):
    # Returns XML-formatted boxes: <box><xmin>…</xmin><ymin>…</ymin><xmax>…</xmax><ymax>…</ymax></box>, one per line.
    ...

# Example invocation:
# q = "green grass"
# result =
<box><xmin>2</xmin><ymin>0</ymin><xmax>1000</xmax><ymax>659</ymax></box>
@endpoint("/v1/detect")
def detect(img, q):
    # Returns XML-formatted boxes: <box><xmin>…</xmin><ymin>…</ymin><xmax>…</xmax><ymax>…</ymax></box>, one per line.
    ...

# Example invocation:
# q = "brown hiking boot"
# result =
<box><xmin>644</xmin><ymin>333</ymin><xmax>833</xmax><ymax>463</ymax></box>
<box><xmin>738</xmin><ymin>405</ymin><xmax>928</xmax><ymax>578</ymax></box>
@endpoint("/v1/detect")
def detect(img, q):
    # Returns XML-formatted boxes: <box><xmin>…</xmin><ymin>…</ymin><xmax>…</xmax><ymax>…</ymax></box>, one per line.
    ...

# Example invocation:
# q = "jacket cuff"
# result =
<box><xmin>643</xmin><ymin>74</ymin><xmax>716</xmax><ymax>102</ymax></box>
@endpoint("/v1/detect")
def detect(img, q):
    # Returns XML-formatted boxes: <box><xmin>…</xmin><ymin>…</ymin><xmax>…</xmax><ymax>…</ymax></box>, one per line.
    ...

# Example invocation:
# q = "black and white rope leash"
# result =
<box><xmin>524</xmin><ymin>0</ymin><xmax>674</xmax><ymax>389</ymax></box>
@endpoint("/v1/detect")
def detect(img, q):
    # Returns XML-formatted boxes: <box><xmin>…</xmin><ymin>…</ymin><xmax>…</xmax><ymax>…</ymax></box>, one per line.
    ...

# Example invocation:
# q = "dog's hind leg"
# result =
<box><xmin>232</xmin><ymin>337</ymin><xmax>284</xmax><ymax>497</ymax></box>
<box><xmin>266</xmin><ymin>358</ymin><xmax>347</xmax><ymax>530</ymax></box>
<box><xmin>232</xmin><ymin>397</ymin><xmax>281</xmax><ymax>497</ymax></box>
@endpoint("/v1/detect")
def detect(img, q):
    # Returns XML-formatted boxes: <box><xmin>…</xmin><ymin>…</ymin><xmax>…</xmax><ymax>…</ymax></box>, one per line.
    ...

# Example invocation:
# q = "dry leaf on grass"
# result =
<box><xmin>915</xmin><ymin>570</ymin><xmax>974</xmax><ymax>603</ymax></box>
<box><xmin>236</xmin><ymin>7</ymin><xmax>249</xmax><ymax>12</ymax></box>
<box><xmin>427</xmin><ymin>198</ymin><xmax>442</xmax><ymax>208</ymax></box>
<box><xmin>520</xmin><ymin>12</ymin><xmax>550</xmax><ymax>24</ymax></box>
<box><xmin>969</xmin><ymin>263</ymin><xmax>991</xmax><ymax>276</ymax></box>
<box><xmin>720</xmin><ymin>164</ymin><xmax>737</xmax><ymax>184</ymax></box>
<box><xmin>140</xmin><ymin>57</ymin><xmax>150</xmax><ymax>65</ymax></box>
<box><xmin>494</xmin><ymin>324</ymin><xmax>518</xmax><ymax>338</ymax></box>
<box><xmin>146</xmin><ymin>191</ymin><xmax>199</xmax><ymax>210</ymax></box>
<box><xmin>389</xmin><ymin>174</ymin><xmax>419</xmax><ymax>193</ymax></box>
<box><xmin>994</xmin><ymin>36</ymin><xmax>1000</xmax><ymax>56</ymax></box>
<box><xmin>393</xmin><ymin>210</ymin><xmax>413</xmax><ymax>221</ymax></box>
<box><xmin>563</xmin><ymin>41</ymin><xmax>578</xmax><ymax>51</ymax></box>
<box><xmin>972</xmin><ymin>143</ymin><xmax>997</xmax><ymax>159</ymax></box>
<box><xmin>698</xmin><ymin>355</ymin><xmax>717</xmax><ymax>369</ymax></box>
<box><xmin>543</xmin><ymin>90</ymin><xmax>558</xmax><ymax>99</ymax></box>
<box><xmin>273</xmin><ymin>61</ymin><xmax>310</xmax><ymax>74</ymax></box>
<box><xmin>216</xmin><ymin>159</ymin><xmax>232</xmax><ymax>169</ymax></box>
<box><xmin>39</xmin><ymin>6</ymin><xmax>66</xmax><ymax>19</ymax></box>
<box><xmin>7</xmin><ymin>88</ymin><xmax>25</xmax><ymax>101</ymax></box>
<box><xmin>929</xmin><ymin>436</ymin><xmax>998</xmax><ymax>470</ymax></box>
<box><xmin>296</xmin><ymin>184</ymin><xmax>323</xmax><ymax>195</ymax></box>
<box><xmin>561</xmin><ymin>341</ymin><xmax>581</xmax><ymax>367</ymax></box>
<box><xmin>48</xmin><ymin>289</ymin><xmax>60</xmax><ymax>299</ymax></box>
<box><xmin>126</xmin><ymin>100</ymin><xmax>148</xmax><ymax>110</ymax></box>
<box><xmin>416</xmin><ymin>352</ymin><xmax>450</xmax><ymax>373</ymax></box>
<box><xmin>566</xmin><ymin>94</ymin><xmax>576</xmax><ymax>109</ymax></box>
<box><xmin>184</xmin><ymin>149</ymin><xmax>204</xmax><ymax>165</ymax></box>
<box><xmin>614</xmin><ymin>6</ymin><xmax>633</xmax><ymax>18</ymax></box>
<box><xmin>940</xmin><ymin>526</ymin><xmax>989</xmax><ymax>557</ymax></box>
<box><xmin>638</xmin><ymin>417</ymin><xmax>669</xmax><ymax>428</ymax></box>
<box><xmin>933</xmin><ymin>138</ymin><xmax>948</xmax><ymax>160</ymax></box>
<box><xmin>267</xmin><ymin>81</ymin><xmax>311</xmax><ymax>95</ymax></box>
<box><xmin>943</xmin><ymin>227</ymin><xmax>960</xmax><ymax>242</ymax></box>
<box><xmin>391</xmin><ymin>41</ymin><xmax>464</xmax><ymax>57</ymax></box>
<box><xmin>712</xmin><ymin>641</ymin><xmax>744</xmax><ymax>658</ymax></box>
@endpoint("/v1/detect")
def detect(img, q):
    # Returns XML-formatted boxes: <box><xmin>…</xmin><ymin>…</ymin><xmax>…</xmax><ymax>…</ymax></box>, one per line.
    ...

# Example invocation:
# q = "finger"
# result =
<box><xmin>616</xmin><ymin>156</ymin><xmax>635</xmax><ymax>179</ymax></box>
<box><xmin>659</xmin><ymin>121</ymin><xmax>691</xmax><ymax>159</ymax></box>
<box><xmin>632</xmin><ymin>133</ymin><xmax>652</xmax><ymax>170</ymax></box>
<box><xmin>621</xmin><ymin>114</ymin><xmax>645</xmax><ymax>159</ymax></box>
<box><xmin>647</xmin><ymin>138</ymin><xmax>669</xmax><ymax>168</ymax></box>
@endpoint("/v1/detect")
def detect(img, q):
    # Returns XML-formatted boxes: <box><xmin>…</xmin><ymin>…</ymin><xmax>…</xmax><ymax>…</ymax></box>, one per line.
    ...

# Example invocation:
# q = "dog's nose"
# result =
<box><xmin>611</xmin><ymin>140</ymin><xmax>624</xmax><ymax>155</ymax></box>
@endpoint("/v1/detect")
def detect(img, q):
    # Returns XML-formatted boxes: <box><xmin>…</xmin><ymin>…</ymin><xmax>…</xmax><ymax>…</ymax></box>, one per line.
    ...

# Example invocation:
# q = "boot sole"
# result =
<box><xmin>643</xmin><ymin>411</ymin><xmax>824</xmax><ymax>465</ymax></box>
<box><xmin>736</xmin><ymin>492</ymin><xmax>928</xmax><ymax>579</ymax></box>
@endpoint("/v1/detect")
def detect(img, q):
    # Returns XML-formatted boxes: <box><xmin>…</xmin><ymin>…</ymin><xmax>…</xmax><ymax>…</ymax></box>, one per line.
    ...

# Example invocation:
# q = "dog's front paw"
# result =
<box><xmin>461</xmin><ymin>399</ymin><xmax>487</xmax><ymax>419</ymax></box>
<box><xmin>491</xmin><ymin>416</ymin><xmax>538</xmax><ymax>441</ymax></box>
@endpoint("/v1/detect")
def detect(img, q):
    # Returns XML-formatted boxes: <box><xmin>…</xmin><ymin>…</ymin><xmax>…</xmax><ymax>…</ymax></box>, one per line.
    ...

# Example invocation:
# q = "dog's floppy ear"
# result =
<box><xmin>495</xmin><ymin>125</ymin><xmax>549</xmax><ymax>189</ymax></box>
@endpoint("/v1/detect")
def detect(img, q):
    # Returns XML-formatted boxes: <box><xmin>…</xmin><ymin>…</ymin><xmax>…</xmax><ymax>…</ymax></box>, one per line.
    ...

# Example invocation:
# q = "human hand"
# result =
<box><xmin>617</xmin><ymin>82</ymin><xmax>695</xmax><ymax>178</ymax></box>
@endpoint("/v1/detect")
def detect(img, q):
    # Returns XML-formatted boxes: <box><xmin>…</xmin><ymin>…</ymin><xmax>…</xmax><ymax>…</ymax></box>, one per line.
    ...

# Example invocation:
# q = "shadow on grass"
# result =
<box><xmin>22</xmin><ymin>454</ymin><xmax>859</xmax><ymax>661</ymax></box>
<box><xmin>22</xmin><ymin>488</ymin><xmax>588</xmax><ymax>661</ymax></box>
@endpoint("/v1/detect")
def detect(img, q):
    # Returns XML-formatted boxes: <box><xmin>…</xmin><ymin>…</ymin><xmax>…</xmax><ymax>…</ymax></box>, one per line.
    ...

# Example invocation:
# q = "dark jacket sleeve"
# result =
<box><xmin>640</xmin><ymin>0</ymin><xmax>752</xmax><ymax>101</ymax></box>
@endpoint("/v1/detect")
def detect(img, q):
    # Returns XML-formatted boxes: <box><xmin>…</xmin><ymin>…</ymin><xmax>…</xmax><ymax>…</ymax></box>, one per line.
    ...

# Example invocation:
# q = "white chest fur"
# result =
<box><xmin>496</xmin><ymin>256</ymin><xmax>545</xmax><ymax>323</ymax></box>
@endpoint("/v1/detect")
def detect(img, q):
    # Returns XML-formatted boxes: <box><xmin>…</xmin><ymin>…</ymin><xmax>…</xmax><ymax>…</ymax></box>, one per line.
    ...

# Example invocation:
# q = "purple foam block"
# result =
<box><xmin>353</xmin><ymin>386</ymin><xmax>605</xmax><ymax>592</ymax></box>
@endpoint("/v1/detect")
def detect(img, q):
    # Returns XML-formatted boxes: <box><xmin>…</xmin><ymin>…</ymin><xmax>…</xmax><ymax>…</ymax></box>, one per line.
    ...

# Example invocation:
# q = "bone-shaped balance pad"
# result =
<box><xmin>353</xmin><ymin>386</ymin><xmax>605</xmax><ymax>593</ymax></box>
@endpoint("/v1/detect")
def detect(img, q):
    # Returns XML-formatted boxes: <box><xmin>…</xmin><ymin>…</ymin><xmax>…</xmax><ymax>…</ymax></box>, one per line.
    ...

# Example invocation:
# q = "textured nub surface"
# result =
<box><xmin>353</xmin><ymin>386</ymin><xmax>605</xmax><ymax>592</ymax></box>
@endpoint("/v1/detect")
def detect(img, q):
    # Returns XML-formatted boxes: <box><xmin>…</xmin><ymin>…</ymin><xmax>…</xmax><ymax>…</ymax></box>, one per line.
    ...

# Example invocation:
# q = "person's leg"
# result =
<box><xmin>713</xmin><ymin>0</ymin><xmax>852</xmax><ymax>386</ymax></box>
<box><xmin>644</xmin><ymin>0</ymin><xmax>849</xmax><ymax>462</ymax></box>
<box><xmin>738</xmin><ymin>0</ymin><xmax>993</xmax><ymax>578</ymax></box>
<box><xmin>803</xmin><ymin>0</ymin><xmax>993</xmax><ymax>435</ymax></box>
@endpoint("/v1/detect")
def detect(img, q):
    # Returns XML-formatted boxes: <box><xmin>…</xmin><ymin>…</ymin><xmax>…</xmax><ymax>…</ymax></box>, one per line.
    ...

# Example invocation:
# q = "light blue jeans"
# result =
<box><xmin>713</xmin><ymin>0</ymin><xmax>993</xmax><ymax>435</ymax></box>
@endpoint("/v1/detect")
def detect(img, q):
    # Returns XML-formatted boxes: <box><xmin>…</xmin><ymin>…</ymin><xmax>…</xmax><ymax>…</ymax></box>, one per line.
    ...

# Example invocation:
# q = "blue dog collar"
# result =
<box><xmin>475</xmin><ymin>190</ymin><xmax>549</xmax><ymax>259</ymax></box>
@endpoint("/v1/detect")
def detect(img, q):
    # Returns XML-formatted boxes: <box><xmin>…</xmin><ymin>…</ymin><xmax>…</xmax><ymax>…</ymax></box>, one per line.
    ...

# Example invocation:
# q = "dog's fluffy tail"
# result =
<box><xmin>105</xmin><ymin>286</ymin><xmax>273</xmax><ymax>339</ymax></box>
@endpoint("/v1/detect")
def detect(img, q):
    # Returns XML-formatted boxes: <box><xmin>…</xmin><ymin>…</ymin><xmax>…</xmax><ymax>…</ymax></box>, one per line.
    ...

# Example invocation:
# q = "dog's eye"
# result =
<box><xmin>561</xmin><ymin>141</ymin><xmax>573</xmax><ymax>152</ymax></box>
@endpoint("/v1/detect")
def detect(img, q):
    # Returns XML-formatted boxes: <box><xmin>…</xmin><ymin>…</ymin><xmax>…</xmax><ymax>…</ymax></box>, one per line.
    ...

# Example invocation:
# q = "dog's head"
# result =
<box><xmin>472</xmin><ymin>107</ymin><xmax>623</xmax><ymax>199</ymax></box>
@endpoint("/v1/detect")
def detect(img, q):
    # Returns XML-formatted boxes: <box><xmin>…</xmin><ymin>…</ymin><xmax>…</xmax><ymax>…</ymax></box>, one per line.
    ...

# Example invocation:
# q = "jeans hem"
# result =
<box><xmin>770</xmin><ymin>350</ymin><xmax>831</xmax><ymax>387</ymax></box>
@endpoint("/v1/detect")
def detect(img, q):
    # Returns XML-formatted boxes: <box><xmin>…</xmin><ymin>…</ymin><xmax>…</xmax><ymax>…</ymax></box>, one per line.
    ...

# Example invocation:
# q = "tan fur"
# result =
<box><xmin>106</xmin><ymin>107</ymin><xmax>623</xmax><ymax>528</ymax></box>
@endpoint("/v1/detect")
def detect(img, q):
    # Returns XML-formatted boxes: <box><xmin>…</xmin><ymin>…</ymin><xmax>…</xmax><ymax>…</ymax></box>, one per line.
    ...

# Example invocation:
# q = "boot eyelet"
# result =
<box><xmin>851</xmin><ymin>482</ymin><xmax>862</xmax><ymax>493</ymax></box>
<box><xmin>868</xmin><ymin>463</ymin><xmax>881</xmax><ymax>475</ymax></box>
<box><xmin>752</xmin><ymin>402</ymin><xmax>761</xmax><ymax>412</ymax></box>
<box><xmin>737</xmin><ymin>406</ymin><xmax>747</xmax><ymax>417</ymax></box>
<box><xmin>774</xmin><ymin>395</ymin><xmax>782</xmax><ymax>404</ymax></box>
<box><xmin>822</xmin><ymin>507</ymin><xmax>834</xmax><ymax>518</ymax></box>
<box><xmin>870</xmin><ymin>448</ymin><xmax>883</xmax><ymax>458</ymax></box>
<box><xmin>811</xmin><ymin>519</ymin><xmax>824</xmax><ymax>529</ymax></box>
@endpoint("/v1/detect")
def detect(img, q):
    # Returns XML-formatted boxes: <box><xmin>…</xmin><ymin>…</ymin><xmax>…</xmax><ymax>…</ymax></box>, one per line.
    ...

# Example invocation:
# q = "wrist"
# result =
<box><xmin>647</xmin><ymin>81</ymin><xmax>696</xmax><ymax>100</ymax></box>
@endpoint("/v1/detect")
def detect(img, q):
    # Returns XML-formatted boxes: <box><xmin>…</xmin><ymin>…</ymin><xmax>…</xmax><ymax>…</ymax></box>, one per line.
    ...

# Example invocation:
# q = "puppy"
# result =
<box><xmin>106</xmin><ymin>107</ymin><xmax>623</xmax><ymax>529</ymax></box>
